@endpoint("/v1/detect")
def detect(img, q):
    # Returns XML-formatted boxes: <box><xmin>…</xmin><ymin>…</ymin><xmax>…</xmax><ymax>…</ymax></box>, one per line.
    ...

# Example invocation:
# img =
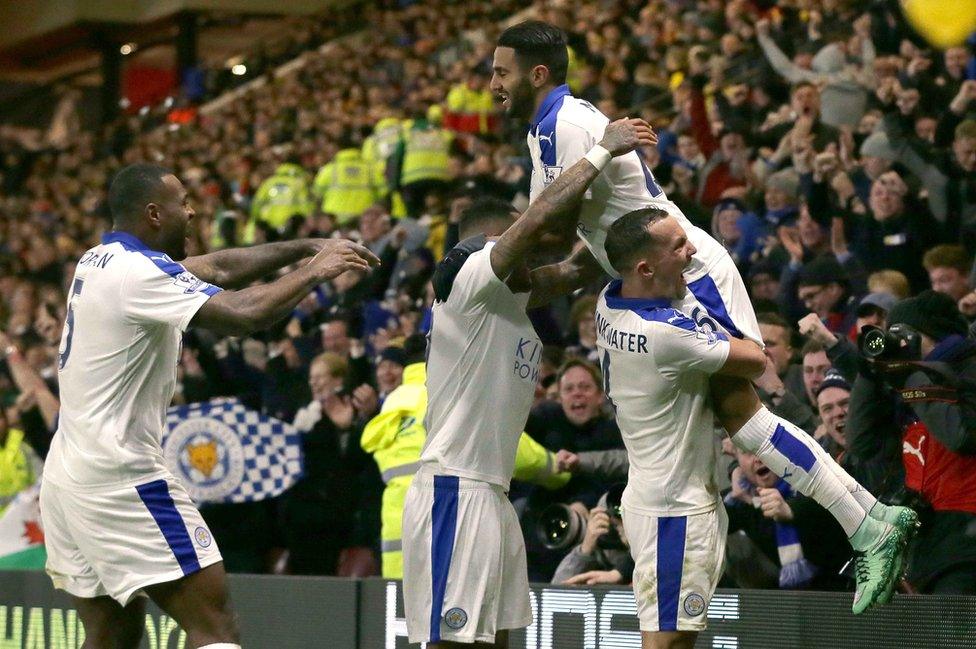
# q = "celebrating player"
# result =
<box><xmin>400</xmin><ymin>118</ymin><xmax>656</xmax><ymax>648</ymax></box>
<box><xmin>491</xmin><ymin>20</ymin><xmax>915</xmax><ymax>613</ymax></box>
<box><xmin>40</xmin><ymin>163</ymin><xmax>378</xmax><ymax>649</ymax></box>
<box><xmin>598</xmin><ymin>208</ymin><xmax>768</xmax><ymax>648</ymax></box>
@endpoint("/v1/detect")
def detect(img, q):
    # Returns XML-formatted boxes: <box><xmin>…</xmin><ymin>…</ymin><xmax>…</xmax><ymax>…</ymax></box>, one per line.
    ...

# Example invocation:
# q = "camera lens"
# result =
<box><xmin>537</xmin><ymin>504</ymin><xmax>587</xmax><ymax>550</ymax></box>
<box><xmin>861</xmin><ymin>328</ymin><xmax>887</xmax><ymax>358</ymax></box>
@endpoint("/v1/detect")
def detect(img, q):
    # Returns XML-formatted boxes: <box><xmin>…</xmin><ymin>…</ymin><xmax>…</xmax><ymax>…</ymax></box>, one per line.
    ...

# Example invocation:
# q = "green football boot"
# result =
<box><xmin>851</xmin><ymin>523</ymin><xmax>908</xmax><ymax>615</ymax></box>
<box><xmin>878</xmin><ymin>507</ymin><xmax>920</xmax><ymax>604</ymax></box>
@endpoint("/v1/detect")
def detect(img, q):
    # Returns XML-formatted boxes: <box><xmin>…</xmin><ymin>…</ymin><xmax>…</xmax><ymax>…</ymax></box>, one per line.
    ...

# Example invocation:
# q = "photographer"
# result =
<box><xmin>848</xmin><ymin>290</ymin><xmax>976</xmax><ymax>594</ymax></box>
<box><xmin>548</xmin><ymin>488</ymin><xmax>634</xmax><ymax>586</ymax></box>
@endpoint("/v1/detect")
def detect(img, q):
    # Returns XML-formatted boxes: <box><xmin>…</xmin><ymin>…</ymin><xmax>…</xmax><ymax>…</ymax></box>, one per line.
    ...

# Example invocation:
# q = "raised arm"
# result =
<box><xmin>489</xmin><ymin>118</ymin><xmax>656</xmax><ymax>281</ymax></box>
<box><xmin>183</xmin><ymin>239</ymin><xmax>377</xmax><ymax>289</ymax></box>
<box><xmin>191</xmin><ymin>240</ymin><xmax>377</xmax><ymax>336</ymax></box>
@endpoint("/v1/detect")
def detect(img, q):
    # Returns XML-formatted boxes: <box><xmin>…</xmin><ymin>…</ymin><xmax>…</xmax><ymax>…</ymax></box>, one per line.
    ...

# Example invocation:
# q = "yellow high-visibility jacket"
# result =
<box><xmin>361</xmin><ymin>363</ymin><xmax>569</xmax><ymax>578</ymax></box>
<box><xmin>0</xmin><ymin>429</ymin><xmax>35</xmax><ymax>517</ymax></box>
<box><xmin>312</xmin><ymin>149</ymin><xmax>379</xmax><ymax>225</ymax></box>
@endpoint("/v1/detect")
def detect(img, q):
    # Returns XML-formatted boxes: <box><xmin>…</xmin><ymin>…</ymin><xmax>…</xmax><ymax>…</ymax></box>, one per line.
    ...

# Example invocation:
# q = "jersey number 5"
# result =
<box><xmin>58</xmin><ymin>277</ymin><xmax>84</xmax><ymax>370</ymax></box>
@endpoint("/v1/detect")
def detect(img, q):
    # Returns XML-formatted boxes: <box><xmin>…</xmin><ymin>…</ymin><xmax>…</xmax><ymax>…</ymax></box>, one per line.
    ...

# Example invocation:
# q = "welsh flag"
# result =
<box><xmin>0</xmin><ymin>484</ymin><xmax>46</xmax><ymax>569</ymax></box>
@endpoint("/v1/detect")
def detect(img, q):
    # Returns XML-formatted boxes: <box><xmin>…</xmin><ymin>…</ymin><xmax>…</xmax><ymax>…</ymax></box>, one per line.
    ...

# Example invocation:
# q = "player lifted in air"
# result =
<box><xmin>401</xmin><ymin>118</ymin><xmax>656</xmax><ymax>648</ymax></box>
<box><xmin>490</xmin><ymin>20</ymin><xmax>915</xmax><ymax>617</ymax></box>
<box><xmin>41</xmin><ymin>163</ymin><xmax>378</xmax><ymax>649</ymax></box>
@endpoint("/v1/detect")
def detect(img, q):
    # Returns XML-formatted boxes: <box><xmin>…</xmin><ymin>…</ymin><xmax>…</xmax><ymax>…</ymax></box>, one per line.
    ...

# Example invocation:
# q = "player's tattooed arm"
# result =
<box><xmin>183</xmin><ymin>239</ymin><xmax>377</xmax><ymax>289</ymax></box>
<box><xmin>489</xmin><ymin>117</ymin><xmax>656</xmax><ymax>282</ymax></box>
<box><xmin>191</xmin><ymin>240</ymin><xmax>377</xmax><ymax>336</ymax></box>
<box><xmin>526</xmin><ymin>244</ymin><xmax>604</xmax><ymax>308</ymax></box>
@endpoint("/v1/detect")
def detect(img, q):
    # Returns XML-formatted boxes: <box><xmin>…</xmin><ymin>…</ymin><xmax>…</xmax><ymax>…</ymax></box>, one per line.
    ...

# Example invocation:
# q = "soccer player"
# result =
<box><xmin>597</xmin><ymin>208</ymin><xmax>767</xmax><ymax>648</ymax></box>
<box><xmin>400</xmin><ymin>118</ymin><xmax>656</xmax><ymax>648</ymax></box>
<box><xmin>40</xmin><ymin>163</ymin><xmax>379</xmax><ymax>649</ymax></box>
<box><xmin>491</xmin><ymin>20</ymin><xmax>915</xmax><ymax>613</ymax></box>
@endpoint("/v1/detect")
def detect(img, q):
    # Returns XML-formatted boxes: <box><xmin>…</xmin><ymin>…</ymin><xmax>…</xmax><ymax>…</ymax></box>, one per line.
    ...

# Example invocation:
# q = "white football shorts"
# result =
<box><xmin>677</xmin><ymin>251</ymin><xmax>764</xmax><ymax>346</ymax></box>
<box><xmin>40</xmin><ymin>474</ymin><xmax>222</xmax><ymax>605</ymax></box>
<box><xmin>624</xmin><ymin>504</ymin><xmax>728</xmax><ymax>633</ymax></box>
<box><xmin>401</xmin><ymin>467</ymin><xmax>532</xmax><ymax>644</ymax></box>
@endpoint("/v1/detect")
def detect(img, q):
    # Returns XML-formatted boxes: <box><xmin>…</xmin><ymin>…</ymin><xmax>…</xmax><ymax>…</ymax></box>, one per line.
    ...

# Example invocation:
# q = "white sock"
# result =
<box><xmin>197</xmin><ymin>644</ymin><xmax>241</xmax><ymax>648</ymax></box>
<box><xmin>731</xmin><ymin>407</ymin><xmax>867</xmax><ymax>537</ymax></box>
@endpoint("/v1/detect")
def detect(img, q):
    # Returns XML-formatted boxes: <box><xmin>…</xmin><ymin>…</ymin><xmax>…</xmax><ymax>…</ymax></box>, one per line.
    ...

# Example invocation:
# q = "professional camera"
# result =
<box><xmin>537</xmin><ymin>483</ymin><xmax>626</xmax><ymax>551</ymax></box>
<box><xmin>858</xmin><ymin>323</ymin><xmax>922</xmax><ymax>362</ymax></box>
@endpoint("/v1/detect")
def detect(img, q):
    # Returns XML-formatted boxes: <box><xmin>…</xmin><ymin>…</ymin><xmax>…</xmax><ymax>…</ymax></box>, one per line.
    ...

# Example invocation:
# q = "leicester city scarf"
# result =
<box><xmin>774</xmin><ymin>478</ymin><xmax>819</xmax><ymax>589</ymax></box>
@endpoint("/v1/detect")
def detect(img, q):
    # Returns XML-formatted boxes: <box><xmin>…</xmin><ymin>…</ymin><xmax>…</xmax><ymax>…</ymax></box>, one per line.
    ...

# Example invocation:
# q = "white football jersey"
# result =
<box><xmin>595</xmin><ymin>281</ymin><xmax>730</xmax><ymax>516</ymax></box>
<box><xmin>527</xmin><ymin>84</ymin><xmax>726</xmax><ymax>280</ymax></box>
<box><xmin>421</xmin><ymin>241</ymin><xmax>541</xmax><ymax>489</ymax></box>
<box><xmin>44</xmin><ymin>231</ymin><xmax>221</xmax><ymax>489</ymax></box>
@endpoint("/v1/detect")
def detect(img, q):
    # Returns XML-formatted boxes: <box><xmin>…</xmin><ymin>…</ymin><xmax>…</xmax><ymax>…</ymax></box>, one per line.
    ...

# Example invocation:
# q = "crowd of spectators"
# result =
<box><xmin>2</xmin><ymin>0</ymin><xmax>975</xmax><ymax>594</ymax></box>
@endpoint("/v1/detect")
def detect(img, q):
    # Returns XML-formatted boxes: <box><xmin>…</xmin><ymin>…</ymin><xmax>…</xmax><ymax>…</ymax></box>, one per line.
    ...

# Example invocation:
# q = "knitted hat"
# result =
<box><xmin>798</xmin><ymin>256</ymin><xmax>848</xmax><ymax>287</ymax></box>
<box><xmin>816</xmin><ymin>368</ymin><xmax>851</xmax><ymax>397</ymax></box>
<box><xmin>887</xmin><ymin>290</ymin><xmax>969</xmax><ymax>341</ymax></box>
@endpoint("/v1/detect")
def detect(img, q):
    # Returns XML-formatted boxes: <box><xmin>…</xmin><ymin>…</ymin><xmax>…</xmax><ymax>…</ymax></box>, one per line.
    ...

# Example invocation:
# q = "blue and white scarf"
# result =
<box><xmin>773</xmin><ymin>479</ymin><xmax>819</xmax><ymax>589</ymax></box>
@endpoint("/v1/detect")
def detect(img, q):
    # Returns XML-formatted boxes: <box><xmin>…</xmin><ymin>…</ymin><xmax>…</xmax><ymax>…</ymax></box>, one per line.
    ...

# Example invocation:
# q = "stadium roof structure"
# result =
<box><xmin>0</xmin><ymin>0</ymin><xmax>345</xmax><ymax>85</ymax></box>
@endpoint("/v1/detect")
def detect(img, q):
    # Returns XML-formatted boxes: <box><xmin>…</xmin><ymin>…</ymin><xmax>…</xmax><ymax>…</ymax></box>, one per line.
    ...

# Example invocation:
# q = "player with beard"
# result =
<box><xmin>40</xmin><ymin>163</ymin><xmax>378</xmax><ymax>649</ymax></box>
<box><xmin>490</xmin><ymin>20</ymin><xmax>914</xmax><ymax>615</ymax></box>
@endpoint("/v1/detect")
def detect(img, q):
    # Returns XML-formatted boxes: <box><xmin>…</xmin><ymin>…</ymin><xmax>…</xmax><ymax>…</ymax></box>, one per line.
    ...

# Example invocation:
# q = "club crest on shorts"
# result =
<box><xmin>444</xmin><ymin>607</ymin><xmax>468</xmax><ymax>629</ymax></box>
<box><xmin>164</xmin><ymin>416</ymin><xmax>245</xmax><ymax>501</ymax></box>
<box><xmin>683</xmin><ymin>593</ymin><xmax>706</xmax><ymax>617</ymax></box>
<box><xmin>194</xmin><ymin>526</ymin><xmax>212</xmax><ymax>548</ymax></box>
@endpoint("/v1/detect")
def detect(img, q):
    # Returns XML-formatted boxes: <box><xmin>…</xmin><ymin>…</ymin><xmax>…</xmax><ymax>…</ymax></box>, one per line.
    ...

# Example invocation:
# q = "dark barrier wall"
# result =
<box><xmin>3</xmin><ymin>572</ymin><xmax>976</xmax><ymax>648</ymax></box>
<box><xmin>359</xmin><ymin>580</ymin><xmax>976</xmax><ymax>649</ymax></box>
<box><xmin>0</xmin><ymin>571</ymin><xmax>358</xmax><ymax>649</ymax></box>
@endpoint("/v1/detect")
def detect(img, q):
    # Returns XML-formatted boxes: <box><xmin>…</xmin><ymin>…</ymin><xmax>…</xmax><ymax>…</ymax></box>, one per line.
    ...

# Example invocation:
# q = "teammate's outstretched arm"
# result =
<box><xmin>716</xmin><ymin>337</ymin><xmax>767</xmax><ymax>380</ymax></box>
<box><xmin>489</xmin><ymin>117</ymin><xmax>655</xmax><ymax>281</ymax></box>
<box><xmin>191</xmin><ymin>239</ymin><xmax>377</xmax><ymax>336</ymax></box>
<box><xmin>183</xmin><ymin>238</ymin><xmax>374</xmax><ymax>289</ymax></box>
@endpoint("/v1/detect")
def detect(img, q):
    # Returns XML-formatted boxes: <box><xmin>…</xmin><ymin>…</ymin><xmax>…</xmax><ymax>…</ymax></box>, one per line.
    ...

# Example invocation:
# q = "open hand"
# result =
<box><xmin>563</xmin><ymin>569</ymin><xmax>624</xmax><ymax>586</ymax></box>
<box><xmin>600</xmin><ymin>118</ymin><xmax>658</xmax><ymax>157</ymax></box>
<box><xmin>308</xmin><ymin>239</ymin><xmax>379</xmax><ymax>280</ymax></box>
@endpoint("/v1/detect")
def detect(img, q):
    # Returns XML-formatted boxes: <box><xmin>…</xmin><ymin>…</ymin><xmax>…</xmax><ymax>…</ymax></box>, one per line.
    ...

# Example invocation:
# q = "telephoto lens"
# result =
<box><xmin>537</xmin><ymin>504</ymin><xmax>588</xmax><ymax>550</ymax></box>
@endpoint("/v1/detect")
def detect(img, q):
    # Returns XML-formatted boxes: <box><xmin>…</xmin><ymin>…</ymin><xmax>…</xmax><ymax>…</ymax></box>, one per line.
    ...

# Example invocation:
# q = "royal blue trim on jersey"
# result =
<box><xmin>770</xmin><ymin>424</ymin><xmax>816</xmax><ymax>472</ymax></box>
<box><xmin>429</xmin><ymin>475</ymin><xmax>459</xmax><ymax>642</ymax></box>
<box><xmin>603</xmin><ymin>281</ymin><xmax>703</xmax><ymax>333</ymax></box>
<box><xmin>639</xmin><ymin>158</ymin><xmax>664</xmax><ymax>198</ymax></box>
<box><xmin>136</xmin><ymin>479</ymin><xmax>201</xmax><ymax>576</ymax></box>
<box><xmin>529</xmin><ymin>84</ymin><xmax>572</xmax><ymax>132</ymax></box>
<box><xmin>686</xmin><ymin>275</ymin><xmax>744</xmax><ymax>339</ymax></box>
<box><xmin>533</xmin><ymin>86</ymin><xmax>571</xmax><ymax>167</ymax></box>
<box><xmin>102</xmin><ymin>230</ymin><xmax>223</xmax><ymax>294</ymax></box>
<box><xmin>603</xmin><ymin>280</ymin><xmax>672</xmax><ymax>311</ymax></box>
<box><xmin>102</xmin><ymin>231</ymin><xmax>186</xmax><ymax>279</ymax></box>
<box><xmin>657</xmin><ymin>515</ymin><xmax>687</xmax><ymax>632</ymax></box>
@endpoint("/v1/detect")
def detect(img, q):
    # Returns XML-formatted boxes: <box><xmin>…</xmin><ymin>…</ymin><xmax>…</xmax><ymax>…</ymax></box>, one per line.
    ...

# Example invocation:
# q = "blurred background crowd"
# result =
<box><xmin>2</xmin><ymin>0</ymin><xmax>975</xmax><ymax>594</ymax></box>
